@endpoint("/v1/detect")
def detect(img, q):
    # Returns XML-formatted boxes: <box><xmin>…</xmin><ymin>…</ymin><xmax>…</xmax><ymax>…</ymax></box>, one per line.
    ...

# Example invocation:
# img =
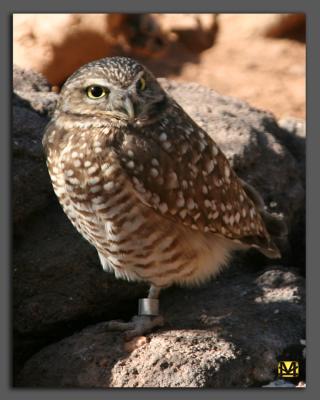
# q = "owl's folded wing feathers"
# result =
<box><xmin>115</xmin><ymin>102</ymin><xmax>281</xmax><ymax>258</ymax></box>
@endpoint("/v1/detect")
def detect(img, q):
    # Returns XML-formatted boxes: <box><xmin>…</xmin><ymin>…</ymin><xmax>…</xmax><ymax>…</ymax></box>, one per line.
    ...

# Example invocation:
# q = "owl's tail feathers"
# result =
<box><xmin>258</xmin><ymin>210</ymin><xmax>288</xmax><ymax>259</ymax></box>
<box><xmin>239</xmin><ymin>211</ymin><xmax>287</xmax><ymax>259</ymax></box>
<box><xmin>239</xmin><ymin>178</ymin><xmax>288</xmax><ymax>258</ymax></box>
<box><xmin>258</xmin><ymin>241</ymin><xmax>282</xmax><ymax>259</ymax></box>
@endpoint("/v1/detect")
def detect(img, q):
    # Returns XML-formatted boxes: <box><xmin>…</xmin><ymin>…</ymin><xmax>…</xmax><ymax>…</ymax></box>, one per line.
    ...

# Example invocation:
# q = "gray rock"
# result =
<box><xmin>16</xmin><ymin>266</ymin><xmax>305</xmax><ymax>388</ymax></box>
<box><xmin>12</xmin><ymin>66</ymin><xmax>58</xmax><ymax>228</ymax></box>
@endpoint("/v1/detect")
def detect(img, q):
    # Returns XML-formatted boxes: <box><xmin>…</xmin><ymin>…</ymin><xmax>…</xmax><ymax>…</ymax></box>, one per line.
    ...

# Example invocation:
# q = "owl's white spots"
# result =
<box><xmin>159</xmin><ymin>202</ymin><xmax>168</xmax><ymax>214</ymax></box>
<box><xmin>90</xmin><ymin>185</ymin><xmax>102</xmax><ymax>193</ymax></box>
<box><xmin>182</xmin><ymin>180</ymin><xmax>188</xmax><ymax>189</ymax></box>
<box><xmin>212</xmin><ymin>211</ymin><xmax>219</xmax><ymax>219</ymax></box>
<box><xmin>242</xmin><ymin>208</ymin><xmax>247</xmax><ymax>218</ymax></box>
<box><xmin>212</xmin><ymin>145</ymin><xmax>218</xmax><ymax>156</ymax></box>
<box><xmin>132</xmin><ymin>176</ymin><xmax>140</xmax><ymax>185</ymax></box>
<box><xmin>220</xmin><ymin>203</ymin><xmax>226</xmax><ymax>212</ymax></box>
<box><xmin>250</xmin><ymin>208</ymin><xmax>256</xmax><ymax>218</ymax></box>
<box><xmin>167</xmin><ymin>172</ymin><xmax>178</xmax><ymax>189</ymax></box>
<box><xmin>214</xmin><ymin>178</ymin><xmax>222</xmax><ymax>187</ymax></box>
<box><xmin>68</xmin><ymin>177</ymin><xmax>80</xmax><ymax>185</ymax></box>
<box><xmin>194</xmin><ymin>213</ymin><xmax>201</xmax><ymax>221</ymax></box>
<box><xmin>223</xmin><ymin>215</ymin><xmax>229</xmax><ymax>224</ymax></box>
<box><xmin>151</xmin><ymin>158</ymin><xmax>159</xmax><ymax>167</ymax></box>
<box><xmin>52</xmin><ymin>167</ymin><xmax>59</xmax><ymax>174</ymax></box>
<box><xmin>185</xmin><ymin>126</ymin><xmax>193</xmax><ymax>135</ymax></box>
<box><xmin>103</xmin><ymin>181</ymin><xmax>115</xmax><ymax>192</ymax></box>
<box><xmin>204</xmin><ymin>226</ymin><xmax>209</xmax><ymax>232</ymax></box>
<box><xmin>152</xmin><ymin>193</ymin><xmax>160</xmax><ymax>205</ymax></box>
<box><xmin>162</xmin><ymin>141</ymin><xmax>172</xmax><ymax>150</ymax></box>
<box><xmin>73</xmin><ymin>159</ymin><xmax>81</xmax><ymax>168</ymax></box>
<box><xmin>229</xmin><ymin>215</ymin><xmax>235</xmax><ymax>226</ymax></box>
<box><xmin>102</xmin><ymin>164</ymin><xmax>118</xmax><ymax>177</ymax></box>
<box><xmin>71</xmin><ymin>151</ymin><xmax>79</xmax><ymax>159</ymax></box>
<box><xmin>221</xmin><ymin>227</ymin><xmax>227</xmax><ymax>235</ymax></box>
<box><xmin>206</xmin><ymin>160</ymin><xmax>214</xmax><ymax>174</ymax></box>
<box><xmin>84</xmin><ymin>160</ymin><xmax>92</xmax><ymax>168</ymax></box>
<box><xmin>150</xmin><ymin>168</ymin><xmax>159</xmax><ymax>178</ymax></box>
<box><xmin>187</xmin><ymin>198</ymin><xmax>195</xmax><ymax>210</ymax></box>
<box><xmin>198</xmin><ymin>141</ymin><xmax>206</xmax><ymax>151</ymax></box>
<box><xmin>235</xmin><ymin>212</ymin><xmax>241</xmax><ymax>223</ymax></box>
<box><xmin>92</xmin><ymin>196</ymin><xmax>104</xmax><ymax>204</ymax></box>
<box><xmin>179</xmin><ymin>209</ymin><xmax>187</xmax><ymax>219</ymax></box>
<box><xmin>225</xmin><ymin>166</ymin><xmax>230</xmax><ymax>179</ymax></box>
<box><xmin>202</xmin><ymin>185</ymin><xmax>208</xmax><ymax>194</ymax></box>
<box><xmin>88</xmin><ymin>165</ymin><xmax>99</xmax><ymax>175</ymax></box>
<box><xmin>226</xmin><ymin>203</ymin><xmax>232</xmax><ymax>211</ymax></box>
<box><xmin>250</xmin><ymin>222</ymin><xmax>256</xmax><ymax>229</ymax></box>
<box><xmin>159</xmin><ymin>132</ymin><xmax>167</xmax><ymax>142</ymax></box>
<box><xmin>189</xmin><ymin>164</ymin><xmax>198</xmax><ymax>177</ymax></box>
<box><xmin>204</xmin><ymin>199</ymin><xmax>211</xmax><ymax>208</ymax></box>
<box><xmin>127</xmin><ymin>160</ymin><xmax>135</xmax><ymax>169</ymax></box>
<box><xmin>88</xmin><ymin>176</ymin><xmax>101</xmax><ymax>185</ymax></box>
<box><xmin>95</xmin><ymin>147</ymin><xmax>103</xmax><ymax>154</ymax></box>
<box><xmin>180</xmin><ymin>142</ymin><xmax>188</xmax><ymax>155</ymax></box>
<box><xmin>191</xmin><ymin>224</ymin><xmax>198</xmax><ymax>230</ymax></box>
<box><xmin>240</xmin><ymin>194</ymin><xmax>245</xmax><ymax>202</ymax></box>
<box><xmin>127</xmin><ymin>150</ymin><xmax>134</xmax><ymax>157</ymax></box>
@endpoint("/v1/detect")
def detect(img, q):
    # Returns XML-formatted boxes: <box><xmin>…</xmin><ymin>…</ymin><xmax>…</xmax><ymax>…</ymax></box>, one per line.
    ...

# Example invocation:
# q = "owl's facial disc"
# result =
<box><xmin>59</xmin><ymin>60</ymin><xmax>168</xmax><ymax>125</ymax></box>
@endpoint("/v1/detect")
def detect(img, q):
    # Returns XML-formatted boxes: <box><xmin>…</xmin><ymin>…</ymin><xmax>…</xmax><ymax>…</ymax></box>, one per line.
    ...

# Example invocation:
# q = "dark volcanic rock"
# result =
<box><xmin>16</xmin><ymin>266</ymin><xmax>305</xmax><ymax>388</ymax></box>
<box><xmin>12</xmin><ymin>66</ymin><xmax>58</xmax><ymax>228</ymax></box>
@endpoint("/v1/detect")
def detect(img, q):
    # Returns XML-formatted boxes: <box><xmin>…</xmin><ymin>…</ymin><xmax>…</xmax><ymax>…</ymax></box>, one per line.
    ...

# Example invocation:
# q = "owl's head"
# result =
<box><xmin>57</xmin><ymin>57</ymin><xmax>167</xmax><ymax>125</ymax></box>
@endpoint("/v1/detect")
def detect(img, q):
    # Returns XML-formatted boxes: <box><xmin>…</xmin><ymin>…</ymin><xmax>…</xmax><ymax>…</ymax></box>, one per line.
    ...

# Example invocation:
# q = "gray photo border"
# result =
<box><xmin>2</xmin><ymin>1</ymin><xmax>317</xmax><ymax>399</ymax></box>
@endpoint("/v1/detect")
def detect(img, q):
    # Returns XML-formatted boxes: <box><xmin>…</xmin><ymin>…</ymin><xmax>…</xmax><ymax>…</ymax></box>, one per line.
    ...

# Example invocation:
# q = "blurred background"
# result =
<box><xmin>13</xmin><ymin>13</ymin><xmax>305</xmax><ymax>119</ymax></box>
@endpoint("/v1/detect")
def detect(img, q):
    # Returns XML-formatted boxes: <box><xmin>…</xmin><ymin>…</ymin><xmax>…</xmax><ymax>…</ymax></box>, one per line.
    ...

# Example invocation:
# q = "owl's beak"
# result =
<box><xmin>123</xmin><ymin>96</ymin><xmax>135</xmax><ymax>119</ymax></box>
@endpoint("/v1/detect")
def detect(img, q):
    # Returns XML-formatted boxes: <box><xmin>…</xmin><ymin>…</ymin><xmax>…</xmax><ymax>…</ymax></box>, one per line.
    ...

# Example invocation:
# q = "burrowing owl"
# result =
<box><xmin>43</xmin><ymin>57</ymin><xmax>285</xmax><ymax>338</ymax></box>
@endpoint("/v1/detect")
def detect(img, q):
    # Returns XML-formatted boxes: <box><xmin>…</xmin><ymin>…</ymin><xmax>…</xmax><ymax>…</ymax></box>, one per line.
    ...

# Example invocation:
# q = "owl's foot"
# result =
<box><xmin>105</xmin><ymin>314</ymin><xmax>164</xmax><ymax>340</ymax></box>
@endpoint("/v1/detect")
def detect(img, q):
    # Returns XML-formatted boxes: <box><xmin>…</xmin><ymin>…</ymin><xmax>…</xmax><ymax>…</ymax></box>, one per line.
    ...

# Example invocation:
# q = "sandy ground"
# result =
<box><xmin>144</xmin><ymin>15</ymin><xmax>306</xmax><ymax>120</ymax></box>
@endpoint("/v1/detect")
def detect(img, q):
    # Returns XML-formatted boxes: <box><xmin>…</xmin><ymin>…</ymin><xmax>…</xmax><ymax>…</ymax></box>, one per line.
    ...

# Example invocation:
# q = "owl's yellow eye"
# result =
<box><xmin>136</xmin><ymin>77</ymin><xmax>146</xmax><ymax>91</ymax></box>
<box><xmin>86</xmin><ymin>86</ymin><xmax>108</xmax><ymax>99</ymax></box>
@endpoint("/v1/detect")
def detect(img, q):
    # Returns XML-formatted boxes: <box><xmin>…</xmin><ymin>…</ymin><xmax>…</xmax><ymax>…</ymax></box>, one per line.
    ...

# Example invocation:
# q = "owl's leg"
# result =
<box><xmin>105</xmin><ymin>285</ymin><xmax>165</xmax><ymax>340</ymax></box>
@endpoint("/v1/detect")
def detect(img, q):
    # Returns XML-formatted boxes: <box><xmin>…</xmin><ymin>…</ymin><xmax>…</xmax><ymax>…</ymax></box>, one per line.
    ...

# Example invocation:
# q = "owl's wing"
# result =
<box><xmin>116</xmin><ymin>101</ymin><xmax>280</xmax><ymax>258</ymax></box>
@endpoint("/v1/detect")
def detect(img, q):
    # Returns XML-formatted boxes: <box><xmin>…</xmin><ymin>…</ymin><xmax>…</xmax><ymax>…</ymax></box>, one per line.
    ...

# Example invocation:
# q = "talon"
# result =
<box><xmin>104</xmin><ymin>315</ymin><xmax>164</xmax><ymax>340</ymax></box>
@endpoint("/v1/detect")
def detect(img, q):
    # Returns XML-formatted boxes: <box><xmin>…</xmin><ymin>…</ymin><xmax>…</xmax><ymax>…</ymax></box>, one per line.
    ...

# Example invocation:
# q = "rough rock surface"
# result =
<box><xmin>13</xmin><ymin>68</ymin><xmax>305</xmax><ymax>386</ymax></box>
<box><xmin>17</xmin><ymin>266</ymin><xmax>305</xmax><ymax>388</ymax></box>
<box><xmin>12</xmin><ymin>66</ymin><xmax>58</xmax><ymax>228</ymax></box>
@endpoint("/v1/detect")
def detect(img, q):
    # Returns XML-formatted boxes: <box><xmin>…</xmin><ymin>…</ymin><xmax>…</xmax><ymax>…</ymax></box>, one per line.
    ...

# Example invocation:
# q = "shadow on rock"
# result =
<box><xmin>16</xmin><ymin>265</ymin><xmax>305</xmax><ymax>388</ymax></box>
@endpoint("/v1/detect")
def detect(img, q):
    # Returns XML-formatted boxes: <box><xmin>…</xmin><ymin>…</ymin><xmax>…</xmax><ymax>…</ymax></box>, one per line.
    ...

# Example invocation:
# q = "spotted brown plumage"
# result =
<box><xmin>43</xmin><ymin>56</ymin><xmax>284</xmax><ymax>338</ymax></box>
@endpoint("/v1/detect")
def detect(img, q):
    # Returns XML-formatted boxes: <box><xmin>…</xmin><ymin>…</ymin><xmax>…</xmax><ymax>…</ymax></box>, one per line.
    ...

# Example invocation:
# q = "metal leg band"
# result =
<box><xmin>138</xmin><ymin>298</ymin><xmax>159</xmax><ymax>316</ymax></box>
